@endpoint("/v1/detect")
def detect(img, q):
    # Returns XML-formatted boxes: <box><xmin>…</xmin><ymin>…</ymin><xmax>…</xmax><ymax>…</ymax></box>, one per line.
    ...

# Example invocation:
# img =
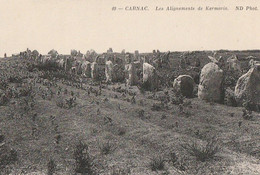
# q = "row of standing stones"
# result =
<box><xmin>79</xmin><ymin>55</ymin><xmax>259</xmax><ymax>110</ymax></box>
<box><xmin>173</xmin><ymin>62</ymin><xmax>260</xmax><ymax>110</ymax></box>
<box><xmin>25</xmin><ymin>52</ymin><xmax>259</xmax><ymax>110</ymax></box>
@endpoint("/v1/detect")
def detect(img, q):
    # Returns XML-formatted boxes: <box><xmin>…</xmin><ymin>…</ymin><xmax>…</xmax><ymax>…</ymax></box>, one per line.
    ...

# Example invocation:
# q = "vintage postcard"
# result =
<box><xmin>0</xmin><ymin>0</ymin><xmax>259</xmax><ymax>174</ymax></box>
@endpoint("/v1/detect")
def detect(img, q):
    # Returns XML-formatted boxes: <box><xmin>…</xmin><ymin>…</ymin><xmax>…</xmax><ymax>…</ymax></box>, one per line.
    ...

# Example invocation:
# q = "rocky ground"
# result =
<box><xmin>0</xmin><ymin>56</ymin><xmax>259</xmax><ymax>175</ymax></box>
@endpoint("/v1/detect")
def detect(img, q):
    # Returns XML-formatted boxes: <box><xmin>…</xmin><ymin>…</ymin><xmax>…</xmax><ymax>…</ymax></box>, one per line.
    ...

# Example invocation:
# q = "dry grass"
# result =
<box><xmin>0</xmin><ymin>55</ymin><xmax>260</xmax><ymax>174</ymax></box>
<box><xmin>98</xmin><ymin>140</ymin><xmax>117</xmax><ymax>155</ymax></box>
<box><xmin>74</xmin><ymin>141</ymin><xmax>96</xmax><ymax>174</ymax></box>
<box><xmin>181</xmin><ymin>137</ymin><xmax>220</xmax><ymax>162</ymax></box>
<box><xmin>149</xmin><ymin>155</ymin><xmax>165</xmax><ymax>171</ymax></box>
<box><xmin>47</xmin><ymin>158</ymin><xmax>56</xmax><ymax>175</ymax></box>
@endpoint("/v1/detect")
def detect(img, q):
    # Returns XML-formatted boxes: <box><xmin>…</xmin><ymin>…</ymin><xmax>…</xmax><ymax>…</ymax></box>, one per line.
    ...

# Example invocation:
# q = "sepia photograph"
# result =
<box><xmin>0</xmin><ymin>0</ymin><xmax>259</xmax><ymax>174</ymax></box>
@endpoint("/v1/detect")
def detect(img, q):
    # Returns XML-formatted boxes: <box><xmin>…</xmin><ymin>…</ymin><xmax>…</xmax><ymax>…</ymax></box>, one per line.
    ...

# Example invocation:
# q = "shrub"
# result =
<box><xmin>19</xmin><ymin>85</ymin><xmax>33</xmax><ymax>97</ymax></box>
<box><xmin>151</xmin><ymin>103</ymin><xmax>163</xmax><ymax>111</ymax></box>
<box><xmin>8</xmin><ymin>76</ymin><xmax>23</xmax><ymax>84</ymax></box>
<box><xmin>65</xmin><ymin>97</ymin><xmax>77</xmax><ymax>109</ymax></box>
<box><xmin>55</xmin><ymin>134</ymin><xmax>62</xmax><ymax>144</ymax></box>
<box><xmin>169</xmin><ymin>152</ymin><xmax>178</xmax><ymax>166</ymax></box>
<box><xmin>181</xmin><ymin>137</ymin><xmax>220</xmax><ymax>162</ymax></box>
<box><xmin>224</xmin><ymin>70</ymin><xmax>241</xmax><ymax>88</ymax></box>
<box><xmin>171</xmin><ymin>94</ymin><xmax>184</xmax><ymax>105</ymax></box>
<box><xmin>193</xmin><ymin>85</ymin><xmax>198</xmax><ymax>97</ymax></box>
<box><xmin>138</xmin><ymin>81</ymin><xmax>150</xmax><ymax>92</ymax></box>
<box><xmin>149</xmin><ymin>155</ymin><xmax>165</xmax><ymax>171</ymax></box>
<box><xmin>47</xmin><ymin>159</ymin><xmax>56</xmax><ymax>175</ymax></box>
<box><xmin>99</xmin><ymin>141</ymin><xmax>117</xmax><ymax>155</ymax></box>
<box><xmin>0</xmin><ymin>135</ymin><xmax>5</xmax><ymax>144</ymax></box>
<box><xmin>56</xmin><ymin>97</ymin><xmax>77</xmax><ymax>109</ymax></box>
<box><xmin>0</xmin><ymin>94</ymin><xmax>9</xmax><ymax>106</ymax></box>
<box><xmin>243</xmin><ymin>100</ymin><xmax>259</xmax><ymax>112</ymax></box>
<box><xmin>224</xmin><ymin>88</ymin><xmax>237</xmax><ymax>107</ymax></box>
<box><xmin>74</xmin><ymin>141</ymin><xmax>95</xmax><ymax>174</ymax></box>
<box><xmin>38</xmin><ymin>66</ymin><xmax>80</xmax><ymax>83</ymax></box>
<box><xmin>0</xmin><ymin>80</ymin><xmax>8</xmax><ymax>90</ymax></box>
<box><xmin>243</xmin><ymin>114</ymin><xmax>253</xmax><ymax>120</ymax></box>
<box><xmin>8</xmin><ymin>149</ymin><xmax>18</xmax><ymax>163</ymax></box>
<box><xmin>56</xmin><ymin>98</ymin><xmax>64</xmax><ymax>108</ymax></box>
<box><xmin>0</xmin><ymin>147</ymin><xmax>18</xmax><ymax>168</ymax></box>
<box><xmin>242</xmin><ymin>109</ymin><xmax>253</xmax><ymax>120</ymax></box>
<box><xmin>33</xmin><ymin>62</ymin><xmax>60</xmax><ymax>72</ymax></box>
<box><xmin>110</xmin><ymin>166</ymin><xmax>131</xmax><ymax>175</ymax></box>
<box><xmin>137</xmin><ymin>109</ymin><xmax>145</xmax><ymax>119</ymax></box>
<box><xmin>177</xmin><ymin>158</ymin><xmax>186</xmax><ymax>171</ymax></box>
<box><xmin>168</xmin><ymin>151</ymin><xmax>186</xmax><ymax>171</ymax></box>
<box><xmin>117</xmin><ymin>126</ymin><xmax>126</xmax><ymax>136</ymax></box>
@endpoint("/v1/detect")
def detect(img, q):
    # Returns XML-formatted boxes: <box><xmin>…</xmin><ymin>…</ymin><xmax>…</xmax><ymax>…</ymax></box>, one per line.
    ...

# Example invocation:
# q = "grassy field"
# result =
<box><xmin>0</xmin><ymin>54</ymin><xmax>259</xmax><ymax>174</ymax></box>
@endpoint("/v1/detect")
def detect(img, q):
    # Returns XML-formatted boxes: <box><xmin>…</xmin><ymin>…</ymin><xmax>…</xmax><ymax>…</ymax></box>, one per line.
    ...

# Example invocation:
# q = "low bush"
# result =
<box><xmin>0</xmin><ymin>146</ymin><xmax>18</xmax><ymax>168</ymax></box>
<box><xmin>151</xmin><ymin>103</ymin><xmax>163</xmax><ymax>111</ymax></box>
<box><xmin>47</xmin><ymin>159</ymin><xmax>56</xmax><ymax>175</ymax></box>
<box><xmin>0</xmin><ymin>93</ymin><xmax>9</xmax><ymax>106</ymax></box>
<box><xmin>181</xmin><ymin>137</ymin><xmax>220</xmax><ymax>162</ymax></box>
<box><xmin>99</xmin><ymin>141</ymin><xmax>117</xmax><ymax>155</ymax></box>
<box><xmin>8</xmin><ymin>75</ymin><xmax>23</xmax><ymax>84</ymax></box>
<box><xmin>0</xmin><ymin>80</ymin><xmax>8</xmax><ymax>90</ymax></box>
<box><xmin>168</xmin><ymin>151</ymin><xmax>186</xmax><ymax>171</ymax></box>
<box><xmin>56</xmin><ymin>97</ymin><xmax>77</xmax><ymax>109</ymax></box>
<box><xmin>224</xmin><ymin>88</ymin><xmax>237</xmax><ymax>107</ymax></box>
<box><xmin>74</xmin><ymin>141</ymin><xmax>95</xmax><ymax>175</ymax></box>
<box><xmin>65</xmin><ymin>97</ymin><xmax>77</xmax><ymax>109</ymax></box>
<box><xmin>110</xmin><ymin>166</ymin><xmax>131</xmax><ymax>175</ymax></box>
<box><xmin>149</xmin><ymin>155</ymin><xmax>165</xmax><ymax>171</ymax></box>
<box><xmin>117</xmin><ymin>126</ymin><xmax>126</xmax><ymax>136</ymax></box>
<box><xmin>137</xmin><ymin>81</ymin><xmax>151</xmax><ymax>92</ymax></box>
<box><xmin>19</xmin><ymin>85</ymin><xmax>33</xmax><ymax>97</ymax></box>
<box><xmin>171</xmin><ymin>94</ymin><xmax>184</xmax><ymax>105</ymax></box>
<box><xmin>137</xmin><ymin>109</ymin><xmax>145</xmax><ymax>119</ymax></box>
<box><xmin>169</xmin><ymin>152</ymin><xmax>178</xmax><ymax>166</ymax></box>
<box><xmin>242</xmin><ymin>109</ymin><xmax>253</xmax><ymax>120</ymax></box>
<box><xmin>243</xmin><ymin>100</ymin><xmax>259</xmax><ymax>112</ymax></box>
<box><xmin>31</xmin><ymin>62</ymin><xmax>60</xmax><ymax>72</ymax></box>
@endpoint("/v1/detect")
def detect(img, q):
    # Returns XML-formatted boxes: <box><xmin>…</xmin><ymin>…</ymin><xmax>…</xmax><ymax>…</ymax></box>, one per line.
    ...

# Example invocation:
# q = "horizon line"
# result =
<box><xmin>3</xmin><ymin>49</ymin><xmax>260</xmax><ymax>56</ymax></box>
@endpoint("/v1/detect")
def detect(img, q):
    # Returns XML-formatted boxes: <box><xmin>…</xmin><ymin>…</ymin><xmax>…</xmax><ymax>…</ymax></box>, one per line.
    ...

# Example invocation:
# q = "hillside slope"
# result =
<box><xmin>0</xmin><ymin>56</ymin><xmax>259</xmax><ymax>174</ymax></box>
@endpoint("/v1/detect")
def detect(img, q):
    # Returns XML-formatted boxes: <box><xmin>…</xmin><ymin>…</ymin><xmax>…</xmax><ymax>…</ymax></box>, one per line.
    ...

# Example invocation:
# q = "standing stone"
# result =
<box><xmin>48</xmin><ymin>49</ymin><xmax>58</xmax><ymax>58</ymax></box>
<box><xmin>126</xmin><ymin>61</ymin><xmax>141</xmax><ymax>86</ymax></box>
<box><xmin>91</xmin><ymin>62</ymin><xmax>99</xmax><ymax>81</ymax></box>
<box><xmin>173</xmin><ymin>75</ymin><xmax>194</xmax><ymax>98</ymax></box>
<box><xmin>64</xmin><ymin>57</ymin><xmax>73</xmax><ymax>72</ymax></box>
<box><xmin>125</xmin><ymin>63</ymin><xmax>138</xmax><ymax>86</ymax></box>
<box><xmin>235</xmin><ymin>63</ymin><xmax>260</xmax><ymax>107</ymax></box>
<box><xmin>105</xmin><ymin>60</ymin><xmax>113</xmax><ymax>82</ymax></box>
<box><xmin>143</xmin><ymin>63</ymin><xmax>158</xmax><ymax>91</ymax></box>
<box><xmin>71</xmin><ymin>49</ymin><xmax>77</xmax><ymax>56</ymax></box>
<box><xmin>179</xmin><ymin>58</ymin><xmax>186</xmax><ymax>69</ymax></box>
<box><xmin>248</xmin><ymin>59</ymin><xmax>260</xmax><ymax>68</ymax></box>
<box><xmin>32</xmin><ymin>50</ymin><xmax>39</xmax><ymax>59</ymax></box>
<box><xmin>77</xmin><ymin>51</ymin><xmax>83</xmax><ymax>57</ymax></box>
<box><xmin>134</xmin><ymin>50</ymin><xmax>140</xmax><ymax>60</ymax></box>
<box><xmin>125</xmin><ymin>54</ymin><xmax>132</xmax><ymax>64</ymax></box>
<box><xmin>82</xmin><ymin>61</ymin><xmax>91</xmax><ymax>78</ymax></box>
<box><xmin>227</xmin><ymin>55</ymin><xmax>241</xmax><ymax>72</ymax></box>
<box><xmin>107</xmin><ymin>48</ymin><xmax>113</xmax><ymax>53</ymax></box>
<box><xmin>198</xmin><ymin>62</ymin><xmax>224</xmax><ymax>103</ymax></box>
<box><xmin>57</xmin><ymin>59</ymin><xmax>65</xmax><ymax>69</ymax></box>
<box><xmin>95</xmin><ymin>56</ymin><xmax>106</xmax><ymax>65</ymax></box>
<box><xmin>76</xmin><ymin>60</ymin><xmax>83</xmax><ymax>75</ymax></box>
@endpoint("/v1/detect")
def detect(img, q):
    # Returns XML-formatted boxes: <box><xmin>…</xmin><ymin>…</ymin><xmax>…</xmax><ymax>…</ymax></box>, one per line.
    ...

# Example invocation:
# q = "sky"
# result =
<box><xmin>0</xmin><ymin>0</ymin><xmax>260</xmax><ymax>56</ymax></box>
